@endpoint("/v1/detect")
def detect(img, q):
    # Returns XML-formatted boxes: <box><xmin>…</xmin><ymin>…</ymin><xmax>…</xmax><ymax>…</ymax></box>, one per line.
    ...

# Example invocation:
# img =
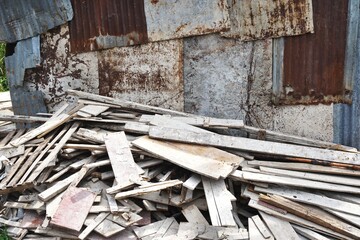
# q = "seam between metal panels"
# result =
<box><xmin>343</xmin><ymin>0</ymin><xmax>360</xmax><ymax>99</ymax></box>
<box><xmin>272</xmin><ymin>37</ymin><xmax>284</xmax><ymax>105</ymax></box>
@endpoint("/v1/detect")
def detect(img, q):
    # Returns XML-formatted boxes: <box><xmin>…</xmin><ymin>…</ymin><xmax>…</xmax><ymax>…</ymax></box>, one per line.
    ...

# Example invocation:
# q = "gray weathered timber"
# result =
<box><xmin>149</xmin><ymin>126</ymin><xmax>360</xmax><ymax>165</ymax></box>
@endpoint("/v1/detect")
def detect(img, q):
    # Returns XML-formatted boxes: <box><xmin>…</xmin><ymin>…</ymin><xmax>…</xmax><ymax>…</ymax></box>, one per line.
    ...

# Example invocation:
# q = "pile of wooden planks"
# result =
<box><xmin>0</xmin><ymin>90</ymin><xmax>359</xmax><ymax>239</ymax></box>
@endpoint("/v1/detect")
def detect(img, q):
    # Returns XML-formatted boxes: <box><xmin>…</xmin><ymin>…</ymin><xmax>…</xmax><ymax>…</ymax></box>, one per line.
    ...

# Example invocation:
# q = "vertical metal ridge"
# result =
<box><xmin>68</xmin><ymin>0</ymin><xmax>148</xmax><ymax>53</ymax></box>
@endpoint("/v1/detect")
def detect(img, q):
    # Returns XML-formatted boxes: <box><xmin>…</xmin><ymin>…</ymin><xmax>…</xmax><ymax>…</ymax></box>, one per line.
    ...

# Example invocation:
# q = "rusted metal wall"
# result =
<box><xmin>68</xmin><ymin>0</ymin><xmax>148</xmax><ymax>53</ymax></box>
<box><xmin>0</xmin><ymin>0</ymin><xmax>73</xmax><ymax>42</ymax></box>
<box><xmin>98</xmin><ymin>39</ymin><xmax>184</xmax><ymax>111</ymax></box>
<box><xmin>144</xmin><ymin>0</ymin><xmax>229</xmax><ymax>42</ymax></box>
<box><xmin>223</xmin><ymin>0</ymin><xmax>313</xmax><ymax>41</ymax></box>
<box><xmin>24</xmin><ymin>25</ymin><xmax>99</xmax><ymax>112</ymax></box>
<box><xmin>281</xmin><ymin>0</ymin><xmax>348</xmax><ymax>105</ymax></box>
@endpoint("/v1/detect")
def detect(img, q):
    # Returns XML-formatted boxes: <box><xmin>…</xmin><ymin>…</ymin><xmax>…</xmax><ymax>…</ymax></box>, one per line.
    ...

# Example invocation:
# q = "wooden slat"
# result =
<box><xmin>230</xmin><ymin>170</ymin><xmax>360</xmax><ymax>194</ymax></box>
<box><xmin>259</xmin><ymin>211</ymin><xmax>300</xmax><ymax>240</ymax></box>
<box><xmin>259</xmin><ymin>194</ymin><xmax>360</xmax><ymax>239</ymax></box>
<box><xmin>132</xmin><ymin>136</ymin><xmax>242</xmax><ymax>179</ymax></box>
<box><xmin>149</xmin><ymin>126</ymin><xmax>360</xmax><ymax>165</ymax></box>
<box><xmin>105</xmin><ymin>131</ymin><xmax>142</xmax><ymax>190</ymax></box>
<box><xmin>202</xmin><ymin>177</ymin><xmax>236</xmax><ymax>227</ymax></box>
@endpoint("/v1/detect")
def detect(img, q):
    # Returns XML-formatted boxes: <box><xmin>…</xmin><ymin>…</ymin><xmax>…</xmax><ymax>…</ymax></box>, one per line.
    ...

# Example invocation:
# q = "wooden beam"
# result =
<box><xmin>149</xmin><ymin>126</ymin><xmax>360</xmax><ymax>165</ymax></box>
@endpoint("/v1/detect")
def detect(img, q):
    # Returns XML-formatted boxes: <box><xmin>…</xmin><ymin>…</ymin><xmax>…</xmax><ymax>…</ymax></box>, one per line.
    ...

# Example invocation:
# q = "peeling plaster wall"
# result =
<box><xmin>24</xmin><ymin>24</ymin><xmax>99</xmax><ymax>112</ymax></box>
<box><xmin>184</xmin><ymin>34</ymin><xmax>333</xmax><ymax>141</ymax></box>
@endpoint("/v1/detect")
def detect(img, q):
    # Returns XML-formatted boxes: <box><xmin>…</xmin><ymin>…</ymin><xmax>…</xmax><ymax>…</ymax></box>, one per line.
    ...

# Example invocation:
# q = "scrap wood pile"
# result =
<box><xmin>0</xmin><ymin>91</ymin><xmax>359</xmax><ymax>239</ymax></box>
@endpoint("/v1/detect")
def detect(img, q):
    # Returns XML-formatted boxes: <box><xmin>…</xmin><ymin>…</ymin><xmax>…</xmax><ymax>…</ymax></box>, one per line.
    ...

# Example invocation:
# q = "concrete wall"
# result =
<box><xmin>23</xmin><ymin>24</ymin><xmax>333</xmax><ymax>142</ymax></box>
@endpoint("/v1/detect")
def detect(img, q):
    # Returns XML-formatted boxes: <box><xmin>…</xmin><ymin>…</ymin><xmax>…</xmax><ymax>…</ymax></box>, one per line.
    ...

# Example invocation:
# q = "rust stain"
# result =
<box><xmin>281</xmin><ymin>0</ymin><xmax>348</xmax><ymax>105</ymax></box>
<box><xmin>68</xmin><ymin>0</ymin><xmax>148</xmax><ymax>53</ymax></box>
<box><xmin>151</xmin><ymin>0</ymin><xmax>159</xmax><ymax>4</ymax></box>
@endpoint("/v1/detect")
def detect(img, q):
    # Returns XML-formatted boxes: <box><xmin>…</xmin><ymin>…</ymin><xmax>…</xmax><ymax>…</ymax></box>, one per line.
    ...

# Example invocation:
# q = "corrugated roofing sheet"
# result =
<box><xmin>223</xmin><ymin>0</ymin><xmax>313</xmax><ymax>41</ymax></box>
<box><xmin>0</xmin><ymin>0</ymin><xmax>73</xmax><ymax>42</ymax></box>
<box><xmin>281</xmin><ymin>0</ymin><xmax>348</xmax><ymax>105</ymax></box>
<box><xmin>68</xmin><ymin>0</ymin><xmax>148</xmax><ymax>53</ymax></box>
<box><xmin>5</xmin><ymin>36</ymin><xmax>41</xmax><ymax>87</ymax></box>
<box><xmin>68</xmin><ymin>0</ymin><xmax>229</xmax><ymax>53</ymax></box>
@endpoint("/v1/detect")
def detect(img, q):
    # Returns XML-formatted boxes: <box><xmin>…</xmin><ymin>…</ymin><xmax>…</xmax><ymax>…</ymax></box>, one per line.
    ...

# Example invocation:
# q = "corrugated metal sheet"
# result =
<box><xmin>98</xmin><ymin>39</ymin><xmax>184</xmax><ymax>111</ymax></box>
<box><xmin>0</xmin><ymin>0</ymin><xmax>73</xmax><ymax>42</ymax></box>
<box><xmin>279</xmin><ymin>0</ymin><xmax>349</xmax><ymax>105</ymax></box>
<box><xmin>334</xmin><ymin>0</ymin><xmax>360</xmax><ymax>149</ymax></box>
<box><xmin>5</xmin><ymin>36</ymin><xmax>41</xmax><ymax>87</ymax></box>
<box><xmin>68</xmin><ymin>0</ymin><xmax>148</xmax><ymax>53</ymax></box>
<box><xmin>222</xmin><ymin>0</ymin><xmax>313</xmax><ymax>41</ymax></box>
<box><xmin>144</xmin><ymin>0</ymin><xmax>229</xmax><ymax>42</ymax></box>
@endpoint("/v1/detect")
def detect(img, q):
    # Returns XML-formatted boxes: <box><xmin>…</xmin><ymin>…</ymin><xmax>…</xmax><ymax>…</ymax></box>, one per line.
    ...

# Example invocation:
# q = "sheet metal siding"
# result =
<box><xmin>98</xmin><ymin>39</ymin><xmax>184</xmax><ymax>111</ymax></box>
<box><xmin>68</xmin><ymin>0</ymin><xmax>148</xmax><ymax>53</ymax></box>
<box><xmin>144</xmin><ymin>0</ymin><xmax>229</xmax><ymax>42</ymax></box>
<box><xmin>0</xmin><ymin>0</ymin><xmax>73</xmax><ymax>42</ymax></box>
<box><xmin>24</xmin><ymin>25</ymin><xmax>99</xmax><ymax>112</ymax></box>
<box><xmin>5</xmin><ymin>36</ymin><xmax>41</xmax><ymax>87</ymax></box>
<box><xmin>281</xmin><ymin>0</ymin><xmax>349</xmax><ymax>105</ymax></box>
<box><xmin>334</xmin><ymin>0</ymin><xmax>360</xmax><ymax>149</ymax></box>
<box><xmin>223</xmin><ymin>0</ymin><xmax>313</xmax><ymax>41</ymax></box>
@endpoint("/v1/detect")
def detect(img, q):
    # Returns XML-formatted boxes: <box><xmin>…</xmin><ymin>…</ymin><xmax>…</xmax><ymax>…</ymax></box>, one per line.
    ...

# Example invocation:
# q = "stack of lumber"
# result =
<box><xmin>0</xmin><ymin>90</ymin><xmax>359</xmax><ymax>239</ymax></box>
<box><xmin>0</xmin><ymin>91</ymin><xmax>15</xmax><ymax>134</ymax></box>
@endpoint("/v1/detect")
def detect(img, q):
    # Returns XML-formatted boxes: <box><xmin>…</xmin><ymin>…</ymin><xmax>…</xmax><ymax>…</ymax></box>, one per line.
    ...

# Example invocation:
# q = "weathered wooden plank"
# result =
<box><xmin>230</xmin><ymin>170</ymin><xmax>360</xmax><ymax>194</ymax></box>
<box><xmin>79</xmin><ymin>212</ymin><xmax>109</xmax><ymax>240</ymax></box>
<box><xmin>51</xmin><ymin>187</ymin><xmax>96</xmax><ymax>232</ymax></box>
<box><xmin>251</xmin><ymin>215</ymin><xmax>273</xmax><ymax>239</ymax></box>
<box><xmin>259</xmin><ymin>166</ymin><xmax>360</xmax><ymax>187</ymax></box>
<box><xmin>243</xmin><ymin>125</ymin><xmax>357</xmax><ymax>152</ymax></box>
<box><xmin>105</xmin><ymin>132</ymin><xmax>141</xmax><ymax>190</ymax></box>
<box><xmin>202</xmin><ymin>177</ymin><xmax>236</xmax><ymax>227</ymax></box>
<box><xmin>171</xmin><ymin>115</ymin><xmax>244</xmax><ymax>129</ymax></box>
<box><xmin>84</xmin><ymin>215</ymin><xmax>125</xmax><ymax>238</ymax></box>
<box><xmin>149</xmin><ymin>126</ymin><xmax>360</xmax><ymax>165</ymax></box>
<box><xmin>292</xmin><ymin>225</ymin><xmax>331</xmax><ymax>240</ymax></box>
<box><xmin>255</xmin><ymin>185</ymin><xmax>360</xmax><ymax>216</ymax></box>
<box><xmin>183</xmin><ymin>174</ymin><xmax>202</xmax><ymax>190</ymax></box>
<box><xmin>78</xmin><ymin>105</ymin><xmax>109</xmax><ymax>117</ymax></box>
<box><xmin>115</xmin><ymin>180</ymin><xmax>182</xmax><ymax>200</ymax></box>
<box><xmin>249</xmin><ymin>217</ymin><xmax>272</xmax><ymax>240</ymax></box>
<box><xmin>181</xmin><ymin>205</ymin><xmax>209</xmax><ymax>225</ymax></box>
<box><xmin>27</xmin><ymin>122</ymin><xmax>80</xmax><ymax>183</ymax></box>
<box><xmin>10</xmin><ymin>114</ymin><xmax>70</xmax><ymax>146</ymax></box>
<box><xmin>259</xmin><ymin>194</ymin><xmax>360</xmax><ymax>239</ymax></box>
<box><xmin>0</xmin><ymin>145</ymin><xmax>25</xmax><ymax>159</ymax></box>
<box><xmin>248</xmin><ymin>160</ymin><xmax>360</xmax><ymax>176</ymax></box>
<box><xmin>67</xmin><ymin>89</ymin><xmax>190</xmax><ymax>117</ymax></box>
<box><xmin>260</xmin><ymin>211</ymin><xmax>300</xmax><ymax>240</ymax></box>
<box><xmin>132</xmin><ymin>136</ymin><xmax>242</xmax><ymax>179</ymax></box>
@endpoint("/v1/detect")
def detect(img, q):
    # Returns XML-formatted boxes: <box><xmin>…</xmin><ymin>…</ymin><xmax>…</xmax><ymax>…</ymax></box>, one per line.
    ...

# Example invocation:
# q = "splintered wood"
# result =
<box><xmin>0</xmin><ymin>90</ymin><xmax>360</xmax><ymax>239</ymax></box>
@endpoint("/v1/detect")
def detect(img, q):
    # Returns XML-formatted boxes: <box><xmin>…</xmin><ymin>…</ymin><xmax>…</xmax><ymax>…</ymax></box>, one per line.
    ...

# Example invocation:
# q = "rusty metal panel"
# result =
<box><xmin>5</xmin><ymin>36</ymin><xmax>41</xmax><ymax>87</ymax></box>
<box><xmin>68</xmin><ymin>0</ymin><xmax>148</xmax><ymax>53</ymax></box>
<box><xmin>0</xmin><ymin>0</ymin><xmax>73</xmax><ymax>42</ymax></box>
<box><xmin>280</xmin><ymin>0</ymin><xmax>349</xmax><ymax>105</ymax></box>
<box><xmin>222</xmin><ymin>0</ymin><xmax>313</xmax><ymax>41</ymax></box>
<box><xmin>144</xmin><ymin>0</ymin><xmax>229</xmax><ymax>42</ymax></box>
<box><xmin>10</xmin><ymin>88</ymin><xmax>47</xmax><ymax>129</ymax></box>
<box><xmin>98</xmin><ymin>39</ymin><xmax>184</xmax><ymax>111</ymax></box>
<box><xmin>24</xmin><ymin>24</ymin><xmax>99</xmax><ymax>112</ymax></box>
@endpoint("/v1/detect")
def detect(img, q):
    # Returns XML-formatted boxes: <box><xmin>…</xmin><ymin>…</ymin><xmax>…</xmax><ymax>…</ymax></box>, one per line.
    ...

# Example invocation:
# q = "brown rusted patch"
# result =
<box><xmin>151</xmin><ymin>0</ymin><xmax>159</xmax><ymax>4</ymax></box>
<box><xmin>282</xmin><ymin>0</ymin><xmax>348</xmax><ymax>105</ymax></box>
<box><xmin>68</xmin><ymin>0</ymin><xmax>148</xmax><ymax>53</ymax></box>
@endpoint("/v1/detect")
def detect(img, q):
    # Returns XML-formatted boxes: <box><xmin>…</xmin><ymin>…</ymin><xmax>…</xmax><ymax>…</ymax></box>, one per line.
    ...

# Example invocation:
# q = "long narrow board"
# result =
<box><xmin>132</xmin><ymin>136</ymin><xmax>243</xmax><ymax>179</ymax></box>
<box><xmin>105</xmin><ymin>132</ymin><xmax>142</xmax><ymax>189</ymax></box>
<box><xmin>202</xmin><ymin>177</ymin><xmax>236</xmax><ymax>227</ymax></box>
<box><xmin>149</xmin><ymin>126</ymin><xmax>360</xmax><ymax>165</ymax></box>
<box><xmin>231</xmin><ymin>170</ymin><xmax>360</xmax><ymax>194</ymax></box>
